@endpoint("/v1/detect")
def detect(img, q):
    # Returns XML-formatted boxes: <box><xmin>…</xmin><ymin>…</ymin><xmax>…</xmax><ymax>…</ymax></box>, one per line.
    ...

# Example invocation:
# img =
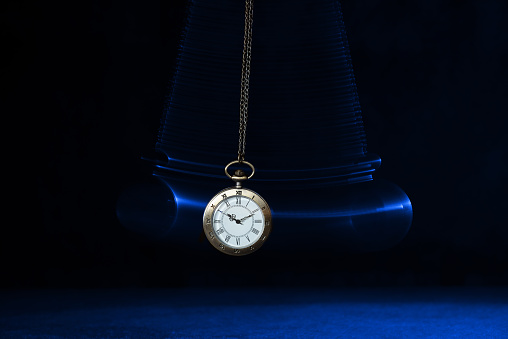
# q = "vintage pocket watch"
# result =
<box><xmin>202</xmin><ymin>0</ymin><xmax>271</xmax><ymax>256</ymax></box>
<box><xmin>203</xmin><ymin>161</ymin><xmax>272</xmax><ymax>256</ymax></box>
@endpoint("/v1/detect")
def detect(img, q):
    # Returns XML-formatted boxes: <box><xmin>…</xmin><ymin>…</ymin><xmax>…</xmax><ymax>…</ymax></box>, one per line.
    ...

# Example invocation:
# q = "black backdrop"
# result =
<box><xmin>3</xmin><ymin>0</ymin><xmax>507</xmax><ymax>288</ymax></box>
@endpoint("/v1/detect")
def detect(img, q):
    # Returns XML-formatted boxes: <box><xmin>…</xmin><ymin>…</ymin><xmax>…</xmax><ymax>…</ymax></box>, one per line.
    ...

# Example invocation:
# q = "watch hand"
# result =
<box><xmin>218</xmin><ymin>211</ymin><xmax>233</xmax><ymax>219</ymax></box>
<box><xmin>232</xmin><ymin>215</ymin><xmax>244</xmax><ymax>224</ymax></box>
<box><xmin>240</xmin><ymin>213</ymin><xmax>255</xmax><ymax>222</ymax></box>
<box><xmin>220</xmin><ymin>211</ymin><xmax>242</xmax><ymax>224</ymax></box>
<box><xmin>218</xmin><ymin>211</ymin><xmax>234</xmax><ymax>220</ymax></box>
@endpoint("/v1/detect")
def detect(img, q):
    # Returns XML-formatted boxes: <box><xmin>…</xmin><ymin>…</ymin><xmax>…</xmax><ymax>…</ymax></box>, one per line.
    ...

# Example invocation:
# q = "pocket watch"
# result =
<box><xmin>203</xmin><ymin>161</ymin><xmax>272</xmax><ymax>256</ymax></box>
<box><xmin>203</xmin><ymin>0</ymin><xmax>271</xmax><ymax>255</ymax></box>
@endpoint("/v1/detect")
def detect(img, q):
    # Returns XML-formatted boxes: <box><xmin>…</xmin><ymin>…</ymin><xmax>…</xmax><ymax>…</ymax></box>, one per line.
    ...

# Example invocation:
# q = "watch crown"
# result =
<box><xmin>232</xmin><ymin>170</ymin><xmax>248</xmax><ymax>188</ymax></box>
<box><xmin>234</xmin><ymin>170</ymin><xmax>246</xmax><ymax>177</ymax></box>
<box><xmin>225</xmin><ymin>160</ymin><xmax>255</xmax><ymax>188</ymax></box>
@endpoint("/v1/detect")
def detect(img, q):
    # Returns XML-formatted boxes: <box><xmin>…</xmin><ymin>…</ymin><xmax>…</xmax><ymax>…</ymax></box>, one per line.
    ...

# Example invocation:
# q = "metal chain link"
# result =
<box><xmin>238</xmin><ymin>0</ymin><xmax>254</xmax><ymax>163</ymax></box>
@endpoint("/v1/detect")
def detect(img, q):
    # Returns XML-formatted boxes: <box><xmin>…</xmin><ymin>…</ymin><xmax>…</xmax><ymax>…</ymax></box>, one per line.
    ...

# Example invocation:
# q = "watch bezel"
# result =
<box><xmin>203</xmin><ymin>186</ymin><xmax>272</xmax><ymax>256</ymax></box>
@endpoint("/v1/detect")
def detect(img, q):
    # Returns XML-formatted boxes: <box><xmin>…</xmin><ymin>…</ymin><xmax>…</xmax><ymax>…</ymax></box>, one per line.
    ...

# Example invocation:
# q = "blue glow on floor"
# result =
<box><xmin>1</xmin><ymin>288</ymin><xmax>507</xmax><ymax>338</ymax></box>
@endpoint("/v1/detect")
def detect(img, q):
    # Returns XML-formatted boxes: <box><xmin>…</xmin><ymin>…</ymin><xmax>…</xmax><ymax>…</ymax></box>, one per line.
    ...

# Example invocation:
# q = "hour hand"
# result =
<box><xmin>218</xmin><ymin>210</ymin><xmax>232</xmax><ymax>219</ymax></box>
<box><xmin>221</xmin><ymin>211</ymin><xmax>241</xmax><ymax>223</ymax></box>
<box><xmin>231</xmin><ymin>214</ymin><xmax>244</xmax><ymax>224</ymax></box>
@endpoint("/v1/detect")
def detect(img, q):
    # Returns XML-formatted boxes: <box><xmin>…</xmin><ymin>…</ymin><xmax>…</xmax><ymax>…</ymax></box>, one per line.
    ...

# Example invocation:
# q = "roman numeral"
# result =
<box><xmin>252</xmin><ymin>228</ymin><xmax>259</xmax><ymax>235</ymax></box>
<box><xmin>245</xmin><ymin>235</ymin><xmax>250</xmax><ymax>242</ymax></box>
<box><xmin>255</xmin><ymin>220</ymin><xmax>262</xmax><ymax>223</ymax></box>
<box><xmin>236</xmin><ymin>237</ymin><xmax>240</xmax><ymax>245</ymax></box>
<box><xmin>252</xmin><ymin>208</ymin><xmax>259</xmax><ymax>213</ymax></box>
<box><xmin>216</xmin><ymin>228</ymin><xmax>224</xmax><ymax>235</ymax></box>
<box><xmin>225</xmin><ymin>235</ymin><xmax>230</xmax><ymax>243</ymax></box>
<box><xmin>214</xmin><ymin>220</ymin><xmax>221</xmax><ymax>223</ymax></box>
<box><xmin>236</xmin><ymin>196</ymin><xmax>241</xmax><ymax>204</ymax></box>
<box><xmin>222</xmin><ymin>194</ymin><xmax>230</xmax><ymax>207</ymax></box>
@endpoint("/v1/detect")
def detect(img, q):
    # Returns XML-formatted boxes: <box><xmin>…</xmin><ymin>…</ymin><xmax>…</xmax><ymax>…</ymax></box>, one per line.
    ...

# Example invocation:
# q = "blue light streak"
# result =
<box><xmin>173</xmin><ymin>194</ymin><xmax>207</xmax><ymax>210</ymax></box>
<box><xmin>273</xmin><ymin>202</ymin><xmax>408</xmax><ymax>219</ymax></box>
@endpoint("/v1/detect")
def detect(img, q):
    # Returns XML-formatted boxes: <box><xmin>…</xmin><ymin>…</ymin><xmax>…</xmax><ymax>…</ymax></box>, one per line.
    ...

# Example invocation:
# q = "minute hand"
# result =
<box><xmin>240</xmin><ymin>213</ymin><xmax>255</xmax><ymax>222</ymax></box>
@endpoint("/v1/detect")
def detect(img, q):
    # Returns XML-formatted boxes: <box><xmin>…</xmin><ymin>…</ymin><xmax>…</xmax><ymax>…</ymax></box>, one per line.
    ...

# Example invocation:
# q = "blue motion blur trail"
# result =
<box><xmin>117</xmin><ymin>0</ymin><xmax>413</xmax><ymax>252</ymax></box>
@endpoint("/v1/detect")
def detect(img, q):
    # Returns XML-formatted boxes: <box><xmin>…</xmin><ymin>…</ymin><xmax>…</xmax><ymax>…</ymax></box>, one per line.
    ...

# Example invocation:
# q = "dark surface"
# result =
<box><xmin>1</xmin><ymin>288</ymin><xmax>507</xmax><ymax>338</ymax></box>
<box><xmin>2</xmin><ymin>0</ymin><xmax>508</xmax><ymax>288</ymax></box>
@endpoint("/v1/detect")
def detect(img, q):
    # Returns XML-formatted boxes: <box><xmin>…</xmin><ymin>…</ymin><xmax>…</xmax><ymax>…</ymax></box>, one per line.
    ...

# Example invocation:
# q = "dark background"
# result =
<box><xmin>3</xmin><ymin>0</ymin><xmax>507</xmax><ymax>288</ymax></box>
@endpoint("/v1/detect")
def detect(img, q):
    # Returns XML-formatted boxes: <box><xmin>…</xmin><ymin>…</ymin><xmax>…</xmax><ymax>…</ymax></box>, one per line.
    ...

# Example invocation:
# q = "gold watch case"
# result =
<box><xmin>203</xmin><ymin>186</ymin><xmax>272</xmax><ymax>256</ymax></box>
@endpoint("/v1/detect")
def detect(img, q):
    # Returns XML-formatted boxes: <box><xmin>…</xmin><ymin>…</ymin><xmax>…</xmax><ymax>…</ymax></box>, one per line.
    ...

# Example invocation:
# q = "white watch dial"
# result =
<box><xmin>212</xmin><ymin>194</ymin><xmax>265</xmax><ymax>249</ymax></box>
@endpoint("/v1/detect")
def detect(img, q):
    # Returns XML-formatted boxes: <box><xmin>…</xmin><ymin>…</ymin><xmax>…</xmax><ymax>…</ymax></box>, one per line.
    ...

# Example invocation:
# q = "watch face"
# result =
<box><xmin>203</xmin><ymin>187</ymin><xmax>272</xmax><ymax>256</ymax></box>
